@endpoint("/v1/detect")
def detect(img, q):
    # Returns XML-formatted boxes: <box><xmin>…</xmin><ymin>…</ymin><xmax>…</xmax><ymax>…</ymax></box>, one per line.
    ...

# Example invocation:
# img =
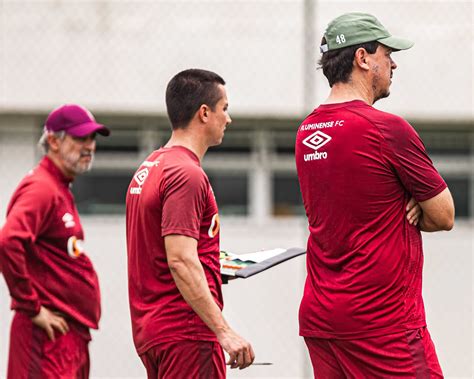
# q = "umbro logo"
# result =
<box><xmin>134</xmin><ymin>168</ymin><xmax>149</xmax><ymax>186</ymax></box>
<box><xmin>302</xmin><ymin>131</ymin><xmax>332</xmax><ymax>151</ymax></box>
<box><xmin>62</xmin><ymin>213</ymin><xmax>75</xmax><ymax>228</ymax></box>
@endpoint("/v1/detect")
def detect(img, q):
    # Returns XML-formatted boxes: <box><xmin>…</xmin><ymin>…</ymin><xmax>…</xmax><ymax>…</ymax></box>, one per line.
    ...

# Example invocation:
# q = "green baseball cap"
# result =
<box><xmin>320</xmin><ymin>12</ymin><xmax>414</xmax><ymax>53</ymax></box>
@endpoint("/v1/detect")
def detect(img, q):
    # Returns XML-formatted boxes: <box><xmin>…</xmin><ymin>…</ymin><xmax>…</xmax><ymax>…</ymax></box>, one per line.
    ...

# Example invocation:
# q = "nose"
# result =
<box><xmin>84</xmin><ymin>138</ymin><xmax>96</xmax><ymax>151</ymax></box>
<box><xmin>227</xmin><ymin>114</ymin><xmax>232</xmax><ymax>125</ymax></box>
<box><xmin>390</xmin><ymin>57</ymin><xmax>397</xmax><ymax>70</ymax></box>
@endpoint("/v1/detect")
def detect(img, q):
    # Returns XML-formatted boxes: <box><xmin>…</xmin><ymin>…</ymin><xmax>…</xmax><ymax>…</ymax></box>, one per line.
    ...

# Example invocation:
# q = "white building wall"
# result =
<box><xmin>315</xmin><ymin>1</ymin><xmax>473</xmax><ymax>120</ymax></box>
<box><xmin>0</xmin><ymin>1</ymin><xmax>472</xmax><ymax>120</ymax></box>
<box><xmin>0</xmin><ymin>118</ymin><xmax>37</xmax><ymax>218</ymax></box>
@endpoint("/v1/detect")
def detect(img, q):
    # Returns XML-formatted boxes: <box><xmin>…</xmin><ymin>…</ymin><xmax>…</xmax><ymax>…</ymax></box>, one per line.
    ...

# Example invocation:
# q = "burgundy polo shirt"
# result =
<box><xmin>0</xmin><ymin>156</ymin><xmax>101</xmax><ymax>337</ymax></box>
<box><xmin>126</xmin><ymin>146</ymin><xmax>222</xmax><ymax>355</ymax></box>
<box><xmin>295</xmin><ymin>101</ymin><xmax>446</xmax><ymax>339</ymax></box>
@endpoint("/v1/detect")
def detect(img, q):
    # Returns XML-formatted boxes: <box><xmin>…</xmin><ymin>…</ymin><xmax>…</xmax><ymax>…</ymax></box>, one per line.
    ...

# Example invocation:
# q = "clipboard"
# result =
<box><xmin>220</xmin><ymin>247</ymin><xmax>306</xmax><ymax>283</ymax></box>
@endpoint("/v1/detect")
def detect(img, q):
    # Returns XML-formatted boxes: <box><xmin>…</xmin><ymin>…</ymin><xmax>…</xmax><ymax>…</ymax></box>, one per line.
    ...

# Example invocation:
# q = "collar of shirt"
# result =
<box><xmin>40</xmin><ymin>156</ymin><xmax>74</xmax><ymax>187</ymax></box>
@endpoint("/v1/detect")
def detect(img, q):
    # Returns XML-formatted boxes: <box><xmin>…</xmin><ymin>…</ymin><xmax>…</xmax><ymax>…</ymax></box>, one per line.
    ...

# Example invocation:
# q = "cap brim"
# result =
<box><xmin>67</xmin><ymin>122</ymin><xmax>110</xmax><ymax>137</ymax></box>
<box><xmin>378</xmin><ymin>36</ymin><xmax>414</xmax><ymax>51</ymax></box>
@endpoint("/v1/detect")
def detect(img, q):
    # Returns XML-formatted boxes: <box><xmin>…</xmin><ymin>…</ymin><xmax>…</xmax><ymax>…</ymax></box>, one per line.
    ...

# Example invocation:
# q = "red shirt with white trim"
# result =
<box><xmin>126</xmin><ymin>146</ymin><xmax>222</xmax><ymax>355</ymax></box>
<box><xmin>295</xmin><ymin>101</ymin><xmax>447</xmax><ymax>339</ymax></box>
<box><xmin>0</xmin><ymin>156</ymin><xmax>101</xmax><ymax>337</ymax></box>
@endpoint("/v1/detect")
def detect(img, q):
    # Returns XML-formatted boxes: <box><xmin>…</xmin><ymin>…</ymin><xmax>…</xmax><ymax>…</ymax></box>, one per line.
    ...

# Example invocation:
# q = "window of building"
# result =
<box><xmin>207</xmin><ymin>173</ymin><xmax>248</xmax><ymax>215</ymax></box>
<box><xmin>273</xmin><ymin>131</ymin><xmax>296</xmax><ymax>156</ymax></box>
<box><xmin>62</xmin><ymin>118</ymin><xmax>472</xmax><ymax>221</ymax></box>
<box><xmin>72</xmin><ymin>170</ymin><xmax>132</xmax><ymax>214</ymax></box>
<box><xmin>420</xmin><ymin>131</ymin><xmax>472</xmax><ymax>156</ymax></box>
<box><xmin>95</xmin><ymin>128</ymin><xmax>140</xmax><ymax>153</ymax></box>
<box><xmin>206</xmin><ymin>129</ymin><xmax>251</xmax><ymax>155</ymax></box>
<box><xmin>272</xmin><ymin>174</ymin><xmax>304</xmax><ymax>216</ymax></box>
<box><xmin>444</xmin><ymin>177</ymin><xmax>470</xmax><ymax>218</ymax></box>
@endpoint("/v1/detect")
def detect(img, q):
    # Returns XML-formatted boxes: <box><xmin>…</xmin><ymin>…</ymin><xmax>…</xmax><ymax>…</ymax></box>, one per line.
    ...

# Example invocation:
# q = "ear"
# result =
<box><xmin>354</xmin><ymin>47</ymin><xmax>370</xmax><ymax>71</ymax></box>
<box><xmin>197</xmin><ymin>104</ymin><xmax>210</xmax><ymax>123</ymax></box>
<box><xmin>47</xmin><ymin>133</ymin><xmax>62</xmax><ymax>153</ymax></box>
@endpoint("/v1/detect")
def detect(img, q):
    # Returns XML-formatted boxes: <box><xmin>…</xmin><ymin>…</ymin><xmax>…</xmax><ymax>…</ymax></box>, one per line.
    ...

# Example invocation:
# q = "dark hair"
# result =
<box><xmin>165</xmin><ymin>69</ymin><xmax>226</xmax><ymax>130</ymax></box>
<box><xmin>319</xmin><ymin>37</ymin><xmax>379</xmax><ymax>87</ymax></box>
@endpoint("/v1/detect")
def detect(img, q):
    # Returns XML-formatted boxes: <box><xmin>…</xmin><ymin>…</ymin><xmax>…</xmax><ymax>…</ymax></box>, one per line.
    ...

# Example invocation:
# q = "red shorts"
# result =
<box><xmin>304</xmin><ymin>327</ymin><xmax>443</xmax><ymax>378</ymax></box>
<box><xmin>7</xmin><ymin>312</ymin><xmax>90</xmax><ymax>379</ymax></box>
<box><xmin>140</xmin><ymin>340</ymin><xmax>226</xmax><ymax>379</ymax></box>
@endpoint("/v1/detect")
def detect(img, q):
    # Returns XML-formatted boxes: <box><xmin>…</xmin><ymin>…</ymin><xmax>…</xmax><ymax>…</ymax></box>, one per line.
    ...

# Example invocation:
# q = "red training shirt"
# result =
<box><xmin>0</xmin><ymin>156</ymin><xmax>101</xmax><ymax>337</ymax></box>
<box><xmin>295</xmin><ymin>100</ymin><xmax>447</xmax><ymax>339</ymax></box>
<box><xmin>126</xmin><ymin>146</ymin><xmax>222</xmax><ymax>355</ymax></box>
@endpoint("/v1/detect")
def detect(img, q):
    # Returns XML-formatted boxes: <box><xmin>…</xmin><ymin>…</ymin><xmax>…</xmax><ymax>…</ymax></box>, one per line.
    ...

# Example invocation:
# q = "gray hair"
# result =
<box><xmin>38</xmin><ymin>130</ymin><xmax>66</xmax><ymax>154</ymax></box>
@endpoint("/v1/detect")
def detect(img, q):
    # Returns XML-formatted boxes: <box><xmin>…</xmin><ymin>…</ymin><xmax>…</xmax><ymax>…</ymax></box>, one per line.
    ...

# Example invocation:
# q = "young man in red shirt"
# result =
<box><xmin>0</xmin><ymin>104</ymin><xmax>110</xmax><ymax>378</ymax></box>
<box><xmin>126</xmin><ymin>69</ymin><xmax>255</xmax><ymax>378</ymax></box>
<box><xmin>295</xmin><ymin>13</ymin><xmax>454</xmax><ymax>377</ymax></box>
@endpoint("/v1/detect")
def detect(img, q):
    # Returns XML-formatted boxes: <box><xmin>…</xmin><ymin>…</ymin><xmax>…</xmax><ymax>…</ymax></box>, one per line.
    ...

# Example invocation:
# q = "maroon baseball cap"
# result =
<box><xmin>44</xmin><ymin>104</ymin><xmax>110</xmax><ymax>137</ymax></box>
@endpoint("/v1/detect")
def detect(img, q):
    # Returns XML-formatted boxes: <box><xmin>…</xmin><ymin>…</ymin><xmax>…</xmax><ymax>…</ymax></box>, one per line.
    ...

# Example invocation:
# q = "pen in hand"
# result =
<box><xmin>226</xmin><ymin>362</ymin><xmax>273</xmax><ymax>366</ymax></box>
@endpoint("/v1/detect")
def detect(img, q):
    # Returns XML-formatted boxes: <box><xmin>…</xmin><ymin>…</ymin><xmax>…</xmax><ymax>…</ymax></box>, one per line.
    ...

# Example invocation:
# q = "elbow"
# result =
<box><xmin>442</xmin><ymin>193</ymin><xmax>456</xmax><ymax>231</ymax></box>
<box><xmin>444</xmin><ymin>206</ymin><xmax>455</xmax><ymax>231</ymax></box>
<box><xmin>442</xmin><ymin>217</ymin><xmax>454</xmax><ymax>231</ymax></box>
<box><xmin>437</xmin><ymin>212</ymin><xmax>454</xmax><ymax>231</ymax></box>
<box><xmin>422</xmin><ymin>210</ymin><xmax>454</xmax><ymax>232</ymax></box>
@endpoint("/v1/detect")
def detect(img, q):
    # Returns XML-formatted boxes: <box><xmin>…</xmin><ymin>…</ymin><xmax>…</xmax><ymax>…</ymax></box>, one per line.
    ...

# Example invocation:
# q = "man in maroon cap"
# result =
<box><xmin>0</xmin><ymin>104</ymin><xmax>110</xmax><ymax>378</ymax></box>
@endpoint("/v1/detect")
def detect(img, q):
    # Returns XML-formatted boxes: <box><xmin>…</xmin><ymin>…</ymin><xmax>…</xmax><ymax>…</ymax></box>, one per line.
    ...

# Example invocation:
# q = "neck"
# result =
<box><xmin>324</xmin><ymin>76</ymin><xmax>375</xmax><ymax>105</ymax></box>
<box><xmin>46</xmin><ymin>152</ymin><xmax>75</xmax><ymax>179</ymax></box>
<box><xmin>164</xmin><ymin>128</ymin><xmax>208</xmax><ymax>161</ymax></box>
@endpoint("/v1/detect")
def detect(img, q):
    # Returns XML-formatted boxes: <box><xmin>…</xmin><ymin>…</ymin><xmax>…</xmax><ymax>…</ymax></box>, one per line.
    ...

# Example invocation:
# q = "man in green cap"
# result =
<box><xmin>295</xmin><ymin>12</ymin><xmax>453</xmax><ymax>377</ymax></box>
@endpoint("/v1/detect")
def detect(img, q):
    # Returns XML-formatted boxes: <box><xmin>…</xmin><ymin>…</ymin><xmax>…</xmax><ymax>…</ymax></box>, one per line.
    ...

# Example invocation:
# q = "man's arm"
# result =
<box><xmin>31</xmin><ymin>306</ymin><xmax>69</xmax><ymax>341</ymax></box>
<box><xmin>0</xmin><ymin>182</ymin><xmax>69</xmax><ymax>340</ymax></box>
<box><xmin>418</xmin><ymin>188</ymin><xmax>455</xmax><ymax>232</ymax></box>
<box><xmin>381</xmin><ymin>117</ymin><xmax>453</xmax><ymax>232</ymax></box>
<box><xmin>406</xmin><ymin>197</ymin><xmax>422</xmax><ymax>226</ymax></box>
<box><xmin>165</xmin><ymin>234</ymin><xmax>255</xmax><ymax>369</ymax></box>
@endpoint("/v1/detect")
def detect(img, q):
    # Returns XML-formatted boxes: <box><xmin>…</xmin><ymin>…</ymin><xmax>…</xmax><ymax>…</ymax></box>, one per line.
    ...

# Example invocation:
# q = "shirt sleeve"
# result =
<box><xmin>0</xmin><ymin>179</ymin><xmax>53</xmax><ymax>317</ymax></box>
<box><xmin>381</xmin><ymin>117</ymin><xmax>447</xmax><ymax>202</ymax></box>
<box><xmin>161</xmin><ymin>164</ymin><xmax>208</xmax><ymax>240</ymax></box>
